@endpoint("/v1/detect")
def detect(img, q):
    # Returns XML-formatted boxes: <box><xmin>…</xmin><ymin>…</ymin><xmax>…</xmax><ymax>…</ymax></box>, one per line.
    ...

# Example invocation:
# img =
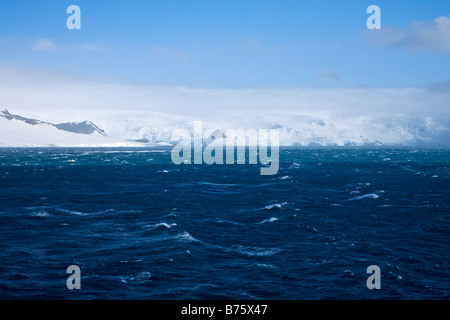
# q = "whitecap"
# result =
<box><xmin>32</xmin><ymin>211</ymin><xmax>50</xmax><ymax>217</ymax></box>
<box><xmin>257</xmin><ymin>217</ymin><xmax>279</xmax><ymax>224</ymax></box>
<box><xmin>135</xmin><ymin>272</ymin><xmax>151</xmax><ymax>282</ymax></box>
<box><xmin>122</xmin><ymin>271</ymin><xmax>152</xmax><ymax>284</ymax></box>
<box><xmin>344</xmin><ymin>270</ymin><xmax>354</xmax><ymax>276</ymax></box>
<box><xmin>145</xmin><ymin>222</ymin><xmax>177</xmax><ymax>230</ymax></box>
<box><xmin>350</xmin><ymin>193</ymin><xmax>380</xmax><ymax>200</ymax></box>
<box><xmin>259</xmin><ymin>202</ymin><xmax>287</xmax><ymax>211</ymax></box>
<box><xmin>254</xmin><ymin>263</ymin><xmax>277</xmax><ymax>269</ymax></box>
<box><xmin>225</xmin><ymin>245</ymin><xmax>283</xmax><ymax>257</ymax></box>
<box><xmin>83</xmin><ymin>150</ymin><xmax>162</xmax><ymax>155</ymax></box>
<box><xmin>56</xmin><ymin>208</ymin><xmax>89</xmax><ymax>216</ymax></box>
<box><xmin>173</xmin><ymin>231</ymin><xmax>200</xmax><ymax>243</ymax></box>
<box><xmin>216</xmin><ymin>219</ymin><xmax>242</xmax><ymax>225</ymax></box>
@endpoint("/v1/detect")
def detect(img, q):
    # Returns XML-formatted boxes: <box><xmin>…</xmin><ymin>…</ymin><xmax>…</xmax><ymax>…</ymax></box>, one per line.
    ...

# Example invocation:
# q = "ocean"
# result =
<box><xmin>0</xmin><ymin>147</ymin><xmax>449</xmax><ymax>299</ymax></box>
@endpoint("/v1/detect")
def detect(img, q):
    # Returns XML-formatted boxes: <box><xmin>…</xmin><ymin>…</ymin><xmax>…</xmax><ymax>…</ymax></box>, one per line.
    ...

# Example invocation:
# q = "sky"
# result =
<box><xmin>0</xmin><ymin>0</ymin><xmax>449</xmax><ymax>147</ymax></box>
<box><xmin>0</xmin><ymin>0</ymin><xmax>449</xmax><ymax>89</ymax></box>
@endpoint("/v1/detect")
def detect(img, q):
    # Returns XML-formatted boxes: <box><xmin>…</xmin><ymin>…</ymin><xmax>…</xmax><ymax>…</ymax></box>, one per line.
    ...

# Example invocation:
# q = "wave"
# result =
<box><xmin>52</xmin><ymin>207</ymin><xmax>142</xmax><ymax>216</ymax></box>
<box><xmin>145</xmin><ymin>222</ymin><xmax>177</xmax><ymax>230</ymax></box>
<box><xmin>350</xmin><ymin>193</ymin><xmax>380</xmax><ymax>200</ymax></box>
<box><xmin>31</xmin><ymin>211</ymin><xmax>51</xmax><ymax>217</ymax></box>
<box><xmin>259</xmin><ymin>202</ymin><xmax>288</xmax><ymax>211</ymax></box>
<box><xmin>254</xmin><ymin>263</ymin><xmax>277</xmax><ymax>269</ymax></box>
<box><xmin>197</xmin><ymin>182</ymin><xmax>241</xmax><ymax>187</ymax></box>
<box><xmin>224</xmin><ymin>245</ymin><xmax>283</xmax><ymax>257</ymax></box>
<box><xmin>257</xmin><ymin>217</ymin><xmax>279</xmax><ymax>224</ymax></box>
<box><xmin>120</xmin><ymin>271</ymin><xmax>152</xmax><ymax>284</ymax></box>
<box><xmin>349</xmin><ymin>190</ymin><xmax>385</xmax><ymax>201</ymax></box>
<box><xmin>173</xmin><ymin>231</ymin><xmax>200</xmax><ymax>243</ymax></box>
<box><xmin>171</xmin><ymin>231</ymin><xmax>283</xmax><ymax>257</ymax></box>
<box><xmin>80</xmin><ymin>150</ymin><xmax>164</xmax><ymax>155</ymax></box>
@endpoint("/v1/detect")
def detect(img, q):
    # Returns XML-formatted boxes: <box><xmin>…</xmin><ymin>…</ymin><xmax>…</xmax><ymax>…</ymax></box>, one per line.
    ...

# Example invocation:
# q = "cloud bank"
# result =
<box><xmin>0</xmin><ymin>63</ymin><xmax>449</xmax><ymax>146</ymax></box>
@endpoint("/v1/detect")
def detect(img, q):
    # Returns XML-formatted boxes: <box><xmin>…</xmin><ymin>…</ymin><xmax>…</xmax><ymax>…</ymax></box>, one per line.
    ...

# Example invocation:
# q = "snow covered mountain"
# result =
<box><xmin>1</xmin><ymin>109</ymin><xmax>107</xmax><ymax>137</ymax></box>
<box><xmin>93</xmin><ymin>113</ymin><xmax>450</xmax><ymax>147</ymax></box>
<box><xmin>0</xmin><ymin>109</ymin><xmax>159</xmax><ymax>147</ymax></box>
<box><xmin>1</xmin><ymin>108</ymin><xmax>449</xmax><ymax>147</ymax></box>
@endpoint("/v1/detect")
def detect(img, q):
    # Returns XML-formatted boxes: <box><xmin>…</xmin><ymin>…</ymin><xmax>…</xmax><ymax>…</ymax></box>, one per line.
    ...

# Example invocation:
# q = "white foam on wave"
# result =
<box><xmin>197</xmin><ymin>182</ymin><xmax>240</xmax><ymax>187</ymax></box>
<box><xmin>173</xmin><ymin>231</ymin><xmax>200</xmax><ymax>243</ymax></box>
<box><xmin>254</xmin><ymin>263</ymin><xmax>277</xmax><ymax>269</ymax></box>
<box><xmin>260</xmin><ymin>202</ymin><xmax>288</xmax><ymax>211</ymax></box>
<box><xmin>170</xmin><ymin>231</ymin><xmax>282</xmax><ymax>258</ymax></box>
<box><xmin>216</xmin><ymin>219</ymin><xmax>243</xmax><ymax>225</ymax></box>
<box><xmin>55</xmin><ymin>208</ymin><xmax>89</xmax><ymax>216</ymax></box>
<box><xmin>351</xmin><ymin>193</ymin><xmax>380</xmax><ymax>200</ymax></box>
<box><xmin>81</xmin><ymin>150</ymin><xmax>162</xmax><ymax>155</ymax></box>
<box><xmin>289</xmin><ymin>162</ymin><xmax>301</xmax><ymax>168</ymax></box>
<box><xmin>121</xmin><ymin>271</ymin><xmax>152</xmax><ymax>284</ymax></box>
<box><xmin>225</xmin><ymin>245</ymin><xmax>283</xmax><ymax>257</ymax></box>
<box><xmin>358</xmin><ymin>182</ymin><xmax>371</xmax><ymax>187</ymax></box>
<box><xmin>257</xmin><ymin>217</ymin><xmax>279</xmax><ymax>224</ymax></box>
<box><xmin>32</xmin><ymin>211</ymin><xmax>50</xmax><ymax>217</ymax></box>
<box><xmin>54</xmin><ymin>207</ymin><xmax>136</xmax><ymax>216</ymax></box>
<box><xmin>145</xmin><ymin>222</ymin><xmax>177</xmax><ymax>230</ymax></box>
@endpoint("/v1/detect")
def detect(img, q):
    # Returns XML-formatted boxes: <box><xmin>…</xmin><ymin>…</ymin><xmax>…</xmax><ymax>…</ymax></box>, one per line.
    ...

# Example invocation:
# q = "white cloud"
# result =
<box><xmin>367</xmin><ymin>15</ymin><xmax>450</xmax><ymax>53</ymax></box>
<box><xmin>0</xmin><ymin>63</ymin><xmax>448</xmax><ymax>120</ymax></box>
<box><xmin>32</xmin><ymin>39</ymin><xmax>103</xmax><ymax>53</ymax></box>
<box><xmin>32</xmin><ymin>38</ymin><xmax>58</xmax><ymax>51</ymax></box>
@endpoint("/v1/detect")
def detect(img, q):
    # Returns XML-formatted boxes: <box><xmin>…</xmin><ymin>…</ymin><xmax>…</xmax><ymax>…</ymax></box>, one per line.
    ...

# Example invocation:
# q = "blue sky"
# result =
<box><xmin>0</xmin><ymin>0</ymin><xmax>449</xmax><ymax>88</ymax></box>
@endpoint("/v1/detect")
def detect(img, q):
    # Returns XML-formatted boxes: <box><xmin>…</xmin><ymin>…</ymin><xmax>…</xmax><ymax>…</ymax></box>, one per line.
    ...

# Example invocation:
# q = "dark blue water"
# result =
<box><xmin>0</xmin><ymin>148</ymin><xmax>449</xmax><ymax>299</ymax></box>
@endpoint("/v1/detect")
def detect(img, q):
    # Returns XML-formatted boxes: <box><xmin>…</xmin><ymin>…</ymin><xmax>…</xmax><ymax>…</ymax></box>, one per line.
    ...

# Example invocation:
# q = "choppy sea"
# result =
<box><xmin>0</xmin><ymin>148</ymin><xmax>449</xmax><ymax>299</ymax></box>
